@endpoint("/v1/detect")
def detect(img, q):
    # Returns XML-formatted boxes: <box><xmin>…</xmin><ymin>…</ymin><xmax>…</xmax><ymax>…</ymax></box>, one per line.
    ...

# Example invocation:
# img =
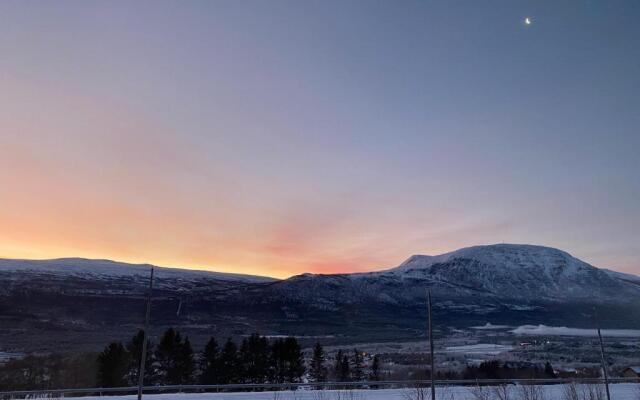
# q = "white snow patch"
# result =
<box><xmin>470</xmin><ymin>323</ymin><xmax>510</xmax><ymax>330</ymax></box>
<box><xmin>511</xmin><ymin>324</ymin><xmax>640</xmax><ymax>337</ymax></box>
<box><xmin>444</xmin><ymin>343</ymin><xmax>513</xmax><ymax>355</ymax></box>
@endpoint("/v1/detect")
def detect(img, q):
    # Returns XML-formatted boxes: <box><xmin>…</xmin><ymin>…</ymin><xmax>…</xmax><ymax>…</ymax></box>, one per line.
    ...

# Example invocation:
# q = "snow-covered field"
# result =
<box><xmin>511</xmin><ymin>325</ymin><xmax>640</xmax><ymax>337</ymax></box>
<box><xmin>444</xmin><ymin>344</ymin><xmax>514</xmax><ymax>355</ymax></box>
<box><xmin>65</xmin><ymin>384</ymin><xmax>639</xmax><ymax>400</ymax></box>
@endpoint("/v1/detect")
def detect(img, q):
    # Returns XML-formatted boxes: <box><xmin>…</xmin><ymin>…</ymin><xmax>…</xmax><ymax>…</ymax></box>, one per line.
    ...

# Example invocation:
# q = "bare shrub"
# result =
<box><xmin>401</xmin><ymin>384</ymin><xmax>455</xmax><ymax>400</ymax></box>
<box><xmin>402</xmin><ymin>384</ymin><xmax>431</xmax><ymax>400</ymax></box>
<box><xmin>563</xmin><ymin>382</ymin><xmax>580</xmax><ymax>400</ymax></box>
<box><xmin>271</xmin><ymin>391</ymin><xmax>302</xmax><ymax>400</ymax></box>
<box><xmin>562</xmin><ymin>382</ymin><xmax>605</xmax><ymax>400</ymax></box>
<box><xmin>312</xmin><ymin>390</ymin><xmax>329</xmax><ymax>400</ymax></box>
<box><xmin>470</xmin><ymin>385</ymin><xmax>492</xmax><ymax>400</ymax></box>
<box><xmin>333</xmin><ymin>390</ymin><xmax>364</xmax><ymax>400</ymax></box>
<box><xmin>439</xmin><ymin>386</ymin><xmax>456</xmax><ymax>400</ymax></box>
<box><xmin>517</xmin><ymin>383</ymin><xmax>547</xmax><ymax>400</ymax></box>
<box><xmin>493</xmin><ymin>384</ymin><xmax>512</xmax><ymax>400</ymax></box>
<box><xmin>582</xmin><ymin>384</ymin><xmax>605</xmax><ymax>400</ymax></box>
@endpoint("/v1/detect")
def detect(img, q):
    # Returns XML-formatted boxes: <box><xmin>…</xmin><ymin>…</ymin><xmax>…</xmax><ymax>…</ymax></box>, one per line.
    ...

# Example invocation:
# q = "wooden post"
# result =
<box><xmin>594</xmin><ymin>308</ymin><xmax>611</xmax><ymax>400</ymax></box>
<box><xmin>428</xmin><ymin>290</ymin><xmax>436</xmax><ymax>400</ymax></box>
<box><xmin>137</xmin><ymin>267</ymin><xmax>154</xmax><ymax>400</ymax></box>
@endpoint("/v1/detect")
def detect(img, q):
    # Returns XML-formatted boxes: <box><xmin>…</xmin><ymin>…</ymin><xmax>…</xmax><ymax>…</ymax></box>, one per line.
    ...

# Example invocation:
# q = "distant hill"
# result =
<box><xmin>0</xmin><ymin>257</ymin><xmax>276</xmax><ymax>283</ymax></box>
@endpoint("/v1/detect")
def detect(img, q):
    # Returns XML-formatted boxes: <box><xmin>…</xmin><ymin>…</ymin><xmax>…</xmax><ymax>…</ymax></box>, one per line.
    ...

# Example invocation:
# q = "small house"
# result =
<box><xmin>622</xmin><ymin>367</ymin><xmax>640</xmax><ymax>379</ymax></box>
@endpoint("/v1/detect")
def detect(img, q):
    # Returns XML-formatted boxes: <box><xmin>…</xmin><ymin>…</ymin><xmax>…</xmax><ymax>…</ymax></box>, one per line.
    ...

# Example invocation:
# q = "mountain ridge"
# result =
<box><xmin>1</xmin><ymin>243</ymin><xmax>637</xmax><ymax>282</ymax></box>
<box><xmin>0</xmin><ymin>257</ymin><xmax>277</xmax><ymax>283</ymax></box>
<box><xmin>2</xmin><ymin>243</ymin><xmax>640</xmax><ymax>353</ymax></box>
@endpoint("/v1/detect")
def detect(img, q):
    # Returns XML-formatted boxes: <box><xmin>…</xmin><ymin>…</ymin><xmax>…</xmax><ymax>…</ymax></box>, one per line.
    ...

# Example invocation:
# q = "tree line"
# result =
<box><xmin>97</xmin><ymin>329</ymin><xmax>383</xmax><ymax>388</ymax></box>
<box><xmin>462</xmin><ymin>360</ymin><xmax>558</xmax><ymax>380</ymax></box>
<box><xmin>98</xmin><ymin>329</ymin><xmax>307</xmax><ymax>387</ymax></box>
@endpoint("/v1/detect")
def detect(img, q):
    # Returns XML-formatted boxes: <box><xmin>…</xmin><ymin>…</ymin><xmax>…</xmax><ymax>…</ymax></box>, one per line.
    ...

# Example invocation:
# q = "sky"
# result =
<box><xmin>0</xmin><ymin>1</ymin><xmax>639</xmax><ymax>278</ymax></box>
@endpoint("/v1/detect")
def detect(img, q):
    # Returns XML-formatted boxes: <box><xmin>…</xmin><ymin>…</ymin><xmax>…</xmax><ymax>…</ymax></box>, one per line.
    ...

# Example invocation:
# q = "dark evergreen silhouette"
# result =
<box><xmin>95</xmin><ymin>331</ymin><xmax>317</xmax><ymax>387</ymax></box>
<box><xmin>126</xmin><ymin>330</ymin><xmax>154</xmax><ymax>385</ymax></box>
<box><xmin>334</xmin><ymin>350</ymin><xmax>343</xmax><ymax>381</ymax></box>
<box><xmin>199</xmin><ymin>337</ymin><xmax>220</xmax><ymax>384</ymax></box>
<box><xmin>155</xmin><ymin>328</ymin><xmax>194</xmax><ymax>385</ymax></box>
<box><xmin>217</xmin><ymin>338</ymin><xmax>240</xmax><ymax>384</ymax></box>
<box><xmin>155</xmin><ymin>328</ymin><xmax>181</xmax><ymax>384</ymax></box>
<box><xmin>97</xmin><ymin>342</ymin><xmax>129</xmax><ymax>387</ymax></box>
<box><xmin>177</xmin><ymin>337</ymin><xmax>196</xmax><ymax>384</ymax></box>
<box><xmin>338</xmin><ymin>353</ymin><xmax>350</xmax><ymax>382</ymax></box>
<box><xmin>544</xmin><ymin>362</ymin><xmax>556</xmax><ymax>378</ymax></box>
<box><xmin>270</xmin><ymin>337</ymin><xmax>305</xmax><ymax>383</ymax></box>
<box><xmin>370</xmin><ymin>354</ymin><xmax>381</xmax><ymax>381</ymax></box>
<box><xmin>309</xmin><ymin>342</ymin><xmax>327</xmax><ymax>383</ymax></box>
<box><xmin>239</xmin><ymin>333</ymin><xmax>270</xmax><ymax>383</ymax></box>
<box><xmin>352</xmin><ymin>348</ymin><xmax>364</xmax><ymax>381</ymax></box>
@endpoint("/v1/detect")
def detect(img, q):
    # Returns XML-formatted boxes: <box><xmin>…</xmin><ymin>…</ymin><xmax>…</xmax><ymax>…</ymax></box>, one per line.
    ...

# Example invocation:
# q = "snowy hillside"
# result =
<box><xmin>393</xmin><ymin>244</ymin><xmax>588</xmax><ymax>273</ymax></box>
<box><xmin>267</xmin><ymin>244</ymin><xmax>640</xmax><ymax>308</ymax></box>
<box><xmin>376</xmin><ymin>244</ymin><xmax>640</xmax><ymax>301</ymax></box>
<box><xmin>0</xmin><ymin>258</ymin><xmax>276</xmax><ymax>283</ymax></box>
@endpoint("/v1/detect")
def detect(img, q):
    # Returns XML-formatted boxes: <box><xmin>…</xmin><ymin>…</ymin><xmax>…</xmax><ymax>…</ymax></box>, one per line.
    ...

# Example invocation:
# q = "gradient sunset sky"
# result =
<box><xmin>1</xmin><ymin>1</ymin><xmax>639</xmax><ymax>278</ymax></box>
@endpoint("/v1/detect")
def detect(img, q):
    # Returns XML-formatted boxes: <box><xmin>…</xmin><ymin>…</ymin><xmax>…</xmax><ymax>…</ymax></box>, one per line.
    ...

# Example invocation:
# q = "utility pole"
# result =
<box><xmin>594</xmin><ymin>307</ymin><xmax>611</xmax><ymax>400</ymax></box>
<box><xmin>428</xmin><ymin>290</ymin><xmax>436</xmax><ymax>400</ymax></box>
<box><xmin>137</xmin><ymin>267</ymin><xmax>154</xmax><ymax>400</ymax></box>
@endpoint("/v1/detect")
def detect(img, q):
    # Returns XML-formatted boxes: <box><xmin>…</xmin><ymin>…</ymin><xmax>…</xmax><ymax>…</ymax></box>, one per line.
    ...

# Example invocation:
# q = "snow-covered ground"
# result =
<box><xmin>0</xmin><ymin>351</ymin><xmax>23</xmax><ymax>362</ymax></box>
<box><xmin>65</xmin><ymin>384</ymin><xmax>639</xmax><ymax>400</ymax></box>
<box><xmin>444</xmin><ymin>343</ymin><xmax>513</xmax><ymax>355</ymax></box>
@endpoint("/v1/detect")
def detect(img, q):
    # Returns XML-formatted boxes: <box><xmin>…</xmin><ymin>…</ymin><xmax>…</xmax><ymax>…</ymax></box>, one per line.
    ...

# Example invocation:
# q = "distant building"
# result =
<box><xmin>622</xmin><ymin>367</ymin><xmax>640</xmax><ymax>379</ymax></box>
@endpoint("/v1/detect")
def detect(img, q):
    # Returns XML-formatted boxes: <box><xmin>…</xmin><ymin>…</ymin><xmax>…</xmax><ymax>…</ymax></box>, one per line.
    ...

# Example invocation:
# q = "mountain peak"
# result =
<box><xmin>395</xmin><ymin>243</ymin><xmax>583</xmax><ymax>273</ymax></box>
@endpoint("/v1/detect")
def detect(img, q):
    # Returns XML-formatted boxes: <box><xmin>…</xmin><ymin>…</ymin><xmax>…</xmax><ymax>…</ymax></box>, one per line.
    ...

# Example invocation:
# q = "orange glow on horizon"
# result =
<box><xmin>1</xmin><ymin>63</ymin><xmax>637</xmax><ymax>280</ymax></box>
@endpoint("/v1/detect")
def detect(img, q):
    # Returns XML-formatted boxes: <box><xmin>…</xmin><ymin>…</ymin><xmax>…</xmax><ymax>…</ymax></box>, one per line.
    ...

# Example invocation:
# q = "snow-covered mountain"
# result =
<box><xmin>257</xmin><ymin>244</ymin><xmax>640</xmax><ymax>320</ymax></box>
<box><xmin>379</xmin><ymin>244</ymin><xmax>640</xmax><ymax>301</ymax></box>
<box><xmin>1</xmin><ymin>244</ymin><xmax>639</xmax><ymax>353</ymax></box>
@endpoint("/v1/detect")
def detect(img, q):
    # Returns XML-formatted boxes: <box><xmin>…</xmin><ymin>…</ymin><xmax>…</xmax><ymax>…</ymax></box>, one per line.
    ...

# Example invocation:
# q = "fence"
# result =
<box><xmin>0</xmin><ymin>377</ymin><xmax>637</xmax><ymax>399</ymax></box>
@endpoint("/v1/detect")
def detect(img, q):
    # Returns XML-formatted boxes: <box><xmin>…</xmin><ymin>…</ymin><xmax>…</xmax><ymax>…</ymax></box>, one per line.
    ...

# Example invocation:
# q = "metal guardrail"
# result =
<box><xmin>0</xmin><ymin>378</ymin><xmax>638</xmax><ymax>398</ymax></box>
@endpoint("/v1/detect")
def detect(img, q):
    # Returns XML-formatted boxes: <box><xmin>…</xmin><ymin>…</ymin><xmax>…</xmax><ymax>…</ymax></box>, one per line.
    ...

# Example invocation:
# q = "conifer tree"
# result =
<box><xmin>97</xmin><ymin>342</ymin><xmax>129</xmax><ymax>387</ymax></box>
<box><xmin>370</xmin><ymin>354</ymin><xmax>381</xmax><ymax>381</ymax></box>
<box><xmin>334</xmin><ymin>350</ymin><xmax>343</xmax><ymax>381</ymax></box>
<box><xmin>544</xmin><ymin>361</ymin><xmax>556</xmax><ymax>378</ymax></box>
<box><xmin>284</xmin><ymin>337</ymin><xmax>305</xmax><ymax>383</ymax></box>
<box><xmin>200</xmin><ymin>337</ymin><xmax>220</xmax><ymax>384</ymax></box>
<box><xmin>218</xmin><ymin>338</ymin><xmax>239</xmax><ymax>384</ymax></box>
<box><xmin>239</xmin><ymin>333</ymin><xmax>270</xmax><ymax>383</ymax></box>
<box><xmin>269</xmin><ymin>337</ymin><xmax>305</xmax><ymax>383</ymax></box>
<box><xmin>339</xmin><ymin>353</ymin><xmax>350</xmax><ymax>382</ymax></box>
<box><xmin>126</xmin><ymin>330</ymin><xmax>154</xmax><ymax>385</ymax></box>
<box><xmin>310</xmin><ymin>342</ymin><xmax>327</xmax><ymax>383</ymax></box>
<box><xmin>177</xmin><ymin>337</ymin><xmax>196</xmax><ymax>384</ymax></box>
<box><xmin>352</xmin><ymin>348</ymin><xmax>364</xmax><ymax>381</ymax></box>
<box><xmin>155</xmin><ymin>328</ymin><xmax>186</xmax><ymax>385</ymax></box>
